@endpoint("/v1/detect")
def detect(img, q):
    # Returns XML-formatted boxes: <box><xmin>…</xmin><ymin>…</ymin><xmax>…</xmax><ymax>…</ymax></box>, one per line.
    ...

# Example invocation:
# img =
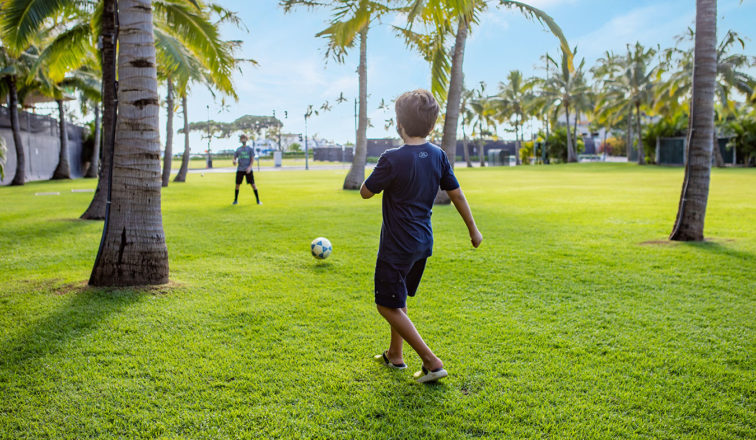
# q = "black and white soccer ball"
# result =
<box><xmin>310</xmin><ymin>237</ymin><xmax>332</xmax><ymax>259</ymax></box>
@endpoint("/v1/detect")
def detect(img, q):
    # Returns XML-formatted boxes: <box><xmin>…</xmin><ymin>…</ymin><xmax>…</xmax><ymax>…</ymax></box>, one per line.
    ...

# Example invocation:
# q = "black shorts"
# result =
<box><xmin>235</xmin><ymin>170</ymin><xmax>254</xmax><ymax>185</ymax></box>
<box><xmin>374</xmin><ymin>258</ymin><xmax>427</xmax><ymax>309</ymax></box>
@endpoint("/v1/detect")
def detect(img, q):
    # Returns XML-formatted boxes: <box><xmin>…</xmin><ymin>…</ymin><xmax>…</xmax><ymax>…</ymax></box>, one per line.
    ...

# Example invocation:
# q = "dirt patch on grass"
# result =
<box><xmin>51</xmin><ymin>280</ymin><xmax>186</xmax><ymax>296</ymax></box>
<box><xmin>639</xmin><ymin>240</ymin><xmax>678</xmax><ymax>246</ymax></box>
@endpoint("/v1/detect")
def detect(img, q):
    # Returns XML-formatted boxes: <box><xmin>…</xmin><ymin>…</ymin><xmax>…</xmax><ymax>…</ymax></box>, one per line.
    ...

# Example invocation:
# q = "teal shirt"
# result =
<box><xmin>235</xmin><ymin>145</ymin><xmax>255</xmax><ymax>170</ymax></box>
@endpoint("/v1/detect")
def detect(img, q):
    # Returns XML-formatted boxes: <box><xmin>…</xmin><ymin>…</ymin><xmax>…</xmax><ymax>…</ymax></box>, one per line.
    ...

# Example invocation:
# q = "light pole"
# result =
<box><xmin>304</xmin><ymin>110</ymin><xmax>310</xmax><ymax>171</ymax></box>
<box><xmin>206</xmin><ymin>104</ymin><xmax>213</xmax><ymax>168</ymax></box>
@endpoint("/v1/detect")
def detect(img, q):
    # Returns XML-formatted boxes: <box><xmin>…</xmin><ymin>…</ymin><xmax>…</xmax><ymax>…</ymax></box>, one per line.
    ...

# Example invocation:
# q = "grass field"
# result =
<box><xmin>1</xmin><ymin>164</ymin><xmax>754</xmax><ymax>439</ymax></box>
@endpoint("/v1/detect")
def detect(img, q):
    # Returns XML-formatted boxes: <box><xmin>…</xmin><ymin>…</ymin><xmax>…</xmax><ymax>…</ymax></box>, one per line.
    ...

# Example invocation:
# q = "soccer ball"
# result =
<box><xmin>311</xmin><ymin>237</ymin><xmax>332</xmax><ymax>259</ymax></box>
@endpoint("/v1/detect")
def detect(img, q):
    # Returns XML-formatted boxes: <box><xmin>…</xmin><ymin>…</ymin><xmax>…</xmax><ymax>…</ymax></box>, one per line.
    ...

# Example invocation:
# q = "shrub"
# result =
<box><xmin>520</xmin><ymin>141</ymin><xmax>534</xmax><ymax>164</ymax></box>
<box><xmin>599</xmin><ymin>137</ymin><xmax>626</xmax><ymax>156</ymax></box>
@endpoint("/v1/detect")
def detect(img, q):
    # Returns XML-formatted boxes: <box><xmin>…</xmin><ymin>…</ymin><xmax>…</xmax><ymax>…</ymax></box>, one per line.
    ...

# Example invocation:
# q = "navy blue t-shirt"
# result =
<box><xmin>364</xmin><ymin>142</ymin><xmax>460</xmax><ymax>264</ymax></box>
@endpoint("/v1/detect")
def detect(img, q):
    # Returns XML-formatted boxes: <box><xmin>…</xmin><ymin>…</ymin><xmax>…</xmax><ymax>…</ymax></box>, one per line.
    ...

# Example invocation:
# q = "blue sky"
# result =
<box><xmin>182</xmin><ymin>0</ymin><xmax>756</xmax><ymax>151</ymax></box>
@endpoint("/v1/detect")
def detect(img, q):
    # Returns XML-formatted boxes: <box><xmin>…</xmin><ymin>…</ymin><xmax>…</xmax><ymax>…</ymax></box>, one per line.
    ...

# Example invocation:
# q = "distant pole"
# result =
<box><xmin>304</xmin><ymin>113</ymin><xmax>309</xmax><ymax>171</ymax></box>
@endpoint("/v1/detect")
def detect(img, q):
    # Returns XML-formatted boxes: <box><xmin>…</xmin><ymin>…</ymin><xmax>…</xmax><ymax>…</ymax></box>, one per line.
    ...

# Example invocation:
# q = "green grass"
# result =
<box><xmin>1</xmin><ymin>164</ymin><xmax>754</xmax><ymax>439</ymax></box>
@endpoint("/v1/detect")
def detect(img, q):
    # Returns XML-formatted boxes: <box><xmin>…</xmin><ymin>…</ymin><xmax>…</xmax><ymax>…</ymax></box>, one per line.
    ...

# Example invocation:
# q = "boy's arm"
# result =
<box><xmin>360</xmin><ymin>182</ymin><xmax>375</xmax><ymax>199</ymax></box>
<box><xmin>447</xmin><ymin>188</ymin><xmax>482</xmax><ymax>248</ymax></box>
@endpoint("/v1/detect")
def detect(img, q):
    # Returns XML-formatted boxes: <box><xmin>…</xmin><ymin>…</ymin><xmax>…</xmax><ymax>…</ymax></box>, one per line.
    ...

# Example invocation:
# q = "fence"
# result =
<box><xmin>1</xmin><ymin>106</ymin><xmax>86</xmax><ymax>185</ymax></box>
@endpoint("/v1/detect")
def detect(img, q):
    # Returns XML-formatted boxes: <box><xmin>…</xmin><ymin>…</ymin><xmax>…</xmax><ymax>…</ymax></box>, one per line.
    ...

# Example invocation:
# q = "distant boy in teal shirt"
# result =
<box><xmin>361</xmin><ymin>89</ymin><xmax>483</xmax><ymax>383</ymax></box>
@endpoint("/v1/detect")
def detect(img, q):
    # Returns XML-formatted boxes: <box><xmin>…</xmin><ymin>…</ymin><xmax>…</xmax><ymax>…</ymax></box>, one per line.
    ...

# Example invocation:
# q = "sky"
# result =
<box><xmin>176</xmin><ymin>0</ymin><xmax>756</xmax><ymax>152</ymax></box>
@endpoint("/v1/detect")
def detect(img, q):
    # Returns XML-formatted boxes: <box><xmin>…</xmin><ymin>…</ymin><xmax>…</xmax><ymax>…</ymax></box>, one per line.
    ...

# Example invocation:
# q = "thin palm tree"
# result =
<box><xmin>404</xmin><ymin>0</ymin><xmax>571</xmax><ymax>201</ymax></box>
<box><xmin>89</xmin><ymin>0</ymin><xmax>169</xmax><ymax>286</ymax></box>
<box><xmin>594</xmin><ymin>42</ymin><xmax>657</xmax><ymax>164</ymax></box>
<box><xmin>492</xmin><ymin>70</ymin><xmax>536</xmax><ymax>165</ymax></box>
<box><xmin>282</xmin><ymin>0</ymin><xmax>393</xmax><ymax>190</ymax></box>
<box><xmin>670</xmin><ymin>0</ymin><xmax>717</xmax><ymax>241</ymax></box>
<box><xmin>658</xmin><ymin>28</ymin><xmax>755</xmax><ymax>167</ymax></box>
<box><xmin>540</xmin><ymin>47</ymin><xmax>590</xmax><ymax>162</ymax></box>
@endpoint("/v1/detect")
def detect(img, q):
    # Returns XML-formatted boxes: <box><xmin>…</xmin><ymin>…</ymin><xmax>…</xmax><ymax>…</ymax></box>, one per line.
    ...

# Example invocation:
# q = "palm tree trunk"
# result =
<box><xmin>436</xmin><ymin>18</ymin><xmax>468</xmax><ymax>204</ymax></box>
<box><xmin>626</xmin><ymin>111</ymin><xmax>633</xmax><ymax>160</ymax></box>
<box><xmin>90</xmin><ymin>0</ymin><xmax>169</xmax><ymax>286</ymax></box>
<box><xmin>636</xmin><ymin>102</ymin><xmax>645</xmax><ymax>165</ymax></box>
<box><xmin>174</xmin><ymin>94</ymin><xmax>190</xmax><ymax>182</ymax></box>
<box><xmin>343</xmin><ymin>26</ymin><xmax>369</xmax><ymax>190</ymax></box>
<box><xmin>670</xmin><ymin>0</ymin><xmax>716</xmax><ymax>242</ymax></box>
<box><xmin>565</xmin><ymin>104</ymin><xmax>577</xmax><ymax>162</ymax></box>
<box><xmin>161</xmin><ymin>76</ymin><xmax>174</xmax><ymax>187</ymax></box>
<box><xmin>478</xmin><ymin>121</ymin><xmax>485</xmax><ymax>167</ymax></box>
<box><xmin>85</xmin><ymin>104</ymin><xmax>101</xmax><ymax>178</ymax></box>
<box><xmin>572</xmin><ymin>111</ymin><xmax>579</xmax><ymax>158</ymax></box>
<box><xmin>462</xmin><ymin>123</ymin><xmax>471</xmax><ymax>167</ymax></box>
<box><xmin>515</xmin><ymin>115</ymin><xmax>522</xmax><ymax>165</ymax></box>
<box><xmin>52</xmin><ymin>99</ymin><xmax>72</xmax><ymax>179</ymax></box>
<box><xmin>712</xmin><ymin>126</ymin><xmax>724</xmax><ymax>167</ymax></box>
<box><xmin>7</xmin><ymin>76</ymin><xmax>25</xmax><ymax>186</ymax></box>
<box><xmin>81</xmin><ymin>0</ymin><xmax>117</xmax><ymax>219</ymax></box>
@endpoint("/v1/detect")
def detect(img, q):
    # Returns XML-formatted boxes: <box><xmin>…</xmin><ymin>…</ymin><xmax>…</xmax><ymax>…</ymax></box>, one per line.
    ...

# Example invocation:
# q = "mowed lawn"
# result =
<box><xmin>0</xmin><ymin>164</ymin><xmax>754</xmax><ymax>439</ymax></box>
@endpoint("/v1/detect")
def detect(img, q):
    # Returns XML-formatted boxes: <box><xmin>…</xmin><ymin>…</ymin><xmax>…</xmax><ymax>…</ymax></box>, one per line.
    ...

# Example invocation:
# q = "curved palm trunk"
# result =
<box><xmin>52</xmin><ymin>99</ymin><xmax>72</xmax><ymax>179</ymax></box>
<box><xmin>90</xmin><ymin>0</ymin><xmax>169</xmax><ymax>286</ymax></box>
<box><xmin>565</xmin><ymin>103</ymin><xmax>577</xmax><ymax>162</ymax></box>
<box><xmin>670</xmin><ymin>0</ymin><xmax>716</xmax><ymax>242</ymax></box>
<box><xmin>7</xmin><ymin>77</ymin><xmax>25</xmax><ymax>186</ymax></box>
<box><xmin>174</xmin><ymin>94</ymin><xmax>190</xmax><ymax>182</ymax></box>
<box><xmin>343</xmin><ymin>27</ymin><xmax>369</xmax><ymax>190</ymax></box>
<box><xmin>635</xmin><ymin>103</ymin><xmax>645</xmax><ymax>165</ymax></box>
<box><xmin>81</xmin><ymin>0</ymin><xmax>117</xmax><ymax>219</ymax></box>
<box><xmin>435</xmin><ymin>18</ymin><xmax>468</xmax><ymax>205</ymax></box>
<box><xmin>161</xmin><ymin>77</ymin><xmax>174</xmax><ymax>187</ymax></box>
<box><xmin>85</xmin><ymin>104</ymin><xmax>101</xmax><ymax>178</ymax></box>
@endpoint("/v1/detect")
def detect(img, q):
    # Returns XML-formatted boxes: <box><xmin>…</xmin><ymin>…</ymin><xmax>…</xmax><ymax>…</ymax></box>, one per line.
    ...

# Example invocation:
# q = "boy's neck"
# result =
<box><xmin>403</xmin><ymin>136</ymin><xmax>427</xmax><ymax>146</ymax></box>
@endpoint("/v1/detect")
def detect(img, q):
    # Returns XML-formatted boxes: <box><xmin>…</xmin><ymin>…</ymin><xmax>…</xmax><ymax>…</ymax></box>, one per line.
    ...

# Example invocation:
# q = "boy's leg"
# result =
<box><xmin>248</xmin><ymin>173</ymin><xmax>261</xmax><ymax>204</ymax></box>
<box><xmin>386</xmin><ymin>307</ymin><xmax>406</xmax><ymax>364</ymax></box>
<box><xmin>377</xmin><ymin>304</ymin><xmax>443</xmax><ymax>371</ymax></box>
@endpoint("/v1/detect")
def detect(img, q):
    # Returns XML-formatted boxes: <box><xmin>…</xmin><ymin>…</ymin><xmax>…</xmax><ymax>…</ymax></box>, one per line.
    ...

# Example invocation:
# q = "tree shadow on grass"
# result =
<box><xmin>0</xmin><ymin>283</ymin><xmax>154</xmax><ymax>374</ymax></box>
<box><xmin>682</xmin><ymin>240</ymin><xmax>755</xmax><ymax>263</ymax></box>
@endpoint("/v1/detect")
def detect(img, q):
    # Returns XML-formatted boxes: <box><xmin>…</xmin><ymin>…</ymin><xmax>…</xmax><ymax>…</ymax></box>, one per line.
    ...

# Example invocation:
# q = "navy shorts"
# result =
<box><xmin>374</xmin><ymin>258</ymin><xmax>427</xmax><ymax>309</ymax></box>
<box><xmin>236</xmin><ymin>170</ymin><xmax>254</xmax><ymax>185</ymax></box>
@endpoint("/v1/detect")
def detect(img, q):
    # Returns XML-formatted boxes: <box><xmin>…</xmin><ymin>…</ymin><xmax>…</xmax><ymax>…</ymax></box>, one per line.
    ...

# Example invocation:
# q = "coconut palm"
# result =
<box><xmin>282</xmin><ymin>0</ymin><xmax>394</xmax><ymax>190</ymax></box>
<box><xmin>540</xmin><ymin>47</ymin><xmax>590</xmax><ymax>162</ymax></box>
<box><xmin>403</xmin><ymin>0</ymin><xmax>571</xmax><ymax>201</ymax></box>
<box><xmin>89</xmin><ymin>0</ymin><xmax>169</xmax><ymax>286</ymax></box>
<box><xmin>593</xmin><ymin>42</ymin><xmax>657</xmax><ymax>164</ymax></box>
<box><xmin>669</xmin><ymin>0</ymin><xmax>717</xmax><ymax>241</ymax></box>
<box><xmin>658</xmin><ymin>28</ymin><xmax>755</xmax><ymax>167</ymax></box>
<box><xmin>491</xmin><ymin>70</ymin><xmax>536</xmax><ymax>165</ymax></box>
<box><xmin>469</xmin><ymin>84</ymin><xmax>497</xmax><ymax>165</ymax></box>
<box><xmin>0</xmin><ymin>42</ymin><xmax>38</xmax><ymax>185</ymax></box>
<box><xmin>459</xmin><ymin>85</ymin><xmax>475</xmax><ymax>167</ymax></box>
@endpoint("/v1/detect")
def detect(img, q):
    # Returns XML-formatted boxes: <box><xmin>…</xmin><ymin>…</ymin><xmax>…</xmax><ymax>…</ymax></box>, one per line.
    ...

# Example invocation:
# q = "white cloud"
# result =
<box><xmin>575</xmin><ymin>4</ymin><xmax>695</xmax><ymax>60</ymax></box>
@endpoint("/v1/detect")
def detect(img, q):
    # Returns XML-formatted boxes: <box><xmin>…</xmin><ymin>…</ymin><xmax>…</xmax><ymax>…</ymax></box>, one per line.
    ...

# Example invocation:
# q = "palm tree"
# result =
<box><xmin>469</xmin><ymin>84</ymin><xmax>497</xmax><ymax>165</ymax></box>
<box><xmin>89</xmin><ymin>0</ymin><xmax>169</xmax><ymax>286</ymax></box>
<box><xmin>404</xmin><ymin>0</ymin><xmax>571</xmax><ymax>201</ymax></box>
<box><xmin>459</xmin><ymin>85</ymin><xmax>475</xmax><ymax>167</ymax></box>
<box><xmin>540</xmin><ymin>47</ymin><xmax>590</xmax><ymax>162</ymax></box>
<box><xmin>282</xmin><ymin>0</ymin><xmax>393</xmax><ymax>190</ymax></box>
<box><xmin>593</xmin><ymin>42</ymin><xmax>657</xmax><ymax>165</ymax></box>
<box><xmin>669</xmin><ymin>0</ymin><xmax>717</xmax><ymax>241</ymax></box>
<box><xmin>492</xmin><ymin>70</ymin><xmax>536</xmax><ymax>165</ymax></box>
<box><xmin>659</xmin><ymin>28</ymin><xmax>755</xmax><ymax>167</ymax></box>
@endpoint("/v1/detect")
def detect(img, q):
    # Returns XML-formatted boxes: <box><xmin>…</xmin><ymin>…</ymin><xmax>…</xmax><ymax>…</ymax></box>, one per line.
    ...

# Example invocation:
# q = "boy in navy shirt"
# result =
<box><xmin>361</xmin><ymin>89</ymin><xmax>482</xmax><ymax>383</ymax></box>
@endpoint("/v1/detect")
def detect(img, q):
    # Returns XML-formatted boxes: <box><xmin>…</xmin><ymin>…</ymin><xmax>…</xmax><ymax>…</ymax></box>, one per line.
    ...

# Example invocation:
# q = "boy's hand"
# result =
<box><xmin>470</xmin><ymin>229</ymin><xmax>483</xmax><ymax>248</ymax></box>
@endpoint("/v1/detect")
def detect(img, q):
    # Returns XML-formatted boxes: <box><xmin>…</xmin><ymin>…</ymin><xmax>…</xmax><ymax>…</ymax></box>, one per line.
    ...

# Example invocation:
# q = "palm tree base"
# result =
<box><xmin>434</xmin><ymin>189</ymin><xmax>451</xmax><ymax>205</ymax></box>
